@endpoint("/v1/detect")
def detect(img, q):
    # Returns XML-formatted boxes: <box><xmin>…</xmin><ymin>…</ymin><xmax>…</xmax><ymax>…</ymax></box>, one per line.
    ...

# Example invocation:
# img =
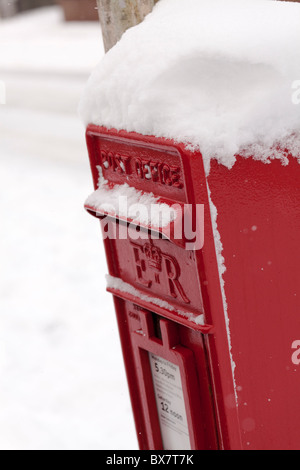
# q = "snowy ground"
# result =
<box><xmin>0</xmin><ymin>7</ymin><xmax>137</xmax><ymax>450</ymax></box>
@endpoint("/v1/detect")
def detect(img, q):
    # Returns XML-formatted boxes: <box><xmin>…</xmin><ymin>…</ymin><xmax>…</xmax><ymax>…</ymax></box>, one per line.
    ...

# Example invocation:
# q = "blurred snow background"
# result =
<box><xmin>0</xmin><ymin>6</ymin><xmax>137</xmax><ymax>450</ymax></box>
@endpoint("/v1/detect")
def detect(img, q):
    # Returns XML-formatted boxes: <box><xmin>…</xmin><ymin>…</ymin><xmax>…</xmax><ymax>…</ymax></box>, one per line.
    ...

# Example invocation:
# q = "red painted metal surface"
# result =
<box><xmin>207</xmin><ymin>156</ymin><xmax>300</xmax><ymax>450</ymax></box>
<box><xmin>84</xmin><ymin>125</ymin><xmax>300</xmax><ymax>450</ymax></box>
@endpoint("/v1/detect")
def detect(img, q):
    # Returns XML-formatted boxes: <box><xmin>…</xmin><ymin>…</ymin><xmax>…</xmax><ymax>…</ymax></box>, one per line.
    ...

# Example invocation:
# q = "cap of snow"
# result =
<box><xmin>79</xmin><ymin>0</ymin><xmax>300</xmax><ymax>171</ymax></box>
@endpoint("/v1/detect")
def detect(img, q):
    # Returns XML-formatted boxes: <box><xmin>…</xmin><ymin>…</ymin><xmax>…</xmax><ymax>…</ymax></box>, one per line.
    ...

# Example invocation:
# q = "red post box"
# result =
<box><xmin>84</xmin><ymin>125</ymin><xmax>300</xmax><ymax>450</ymax></box>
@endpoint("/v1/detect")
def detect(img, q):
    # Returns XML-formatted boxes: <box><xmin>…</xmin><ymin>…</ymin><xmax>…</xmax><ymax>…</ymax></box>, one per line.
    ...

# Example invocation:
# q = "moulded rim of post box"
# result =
<box><xmin>84</xmin><ymin>125</ymin><xmax>245</xmax><ymax>450</ymax></box>
<box><xmin>85</xmin><ymin>124</ymin><xmax>194</xmax><ymax>166</ymax></box>
<box><xmin>107</xmin><ymin>284</ymin><xmax>214</xmax><ymax>334</ymax></box>
<box><xmin>85</xmin><ymin>124</ymin><xmax>198</xmax><ymax>206</ymax></box>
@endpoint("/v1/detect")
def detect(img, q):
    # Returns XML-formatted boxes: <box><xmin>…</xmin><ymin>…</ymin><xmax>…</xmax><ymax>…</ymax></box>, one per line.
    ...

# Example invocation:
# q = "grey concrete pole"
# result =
<box><xmin>97</xmin><ymin>0</ymin><xmax>159</xmax><ymax>52</ymax></box>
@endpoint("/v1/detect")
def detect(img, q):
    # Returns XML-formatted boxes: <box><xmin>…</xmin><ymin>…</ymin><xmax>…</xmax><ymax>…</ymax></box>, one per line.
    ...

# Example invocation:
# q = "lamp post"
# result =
<box><xmin>96</xmin><ymin>0</ymin><xmax>159</xmax><ymax>52</ymax></box>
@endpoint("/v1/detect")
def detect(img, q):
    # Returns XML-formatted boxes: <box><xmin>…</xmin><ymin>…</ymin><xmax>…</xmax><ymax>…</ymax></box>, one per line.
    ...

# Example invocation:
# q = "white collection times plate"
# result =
<box><xmin>149</xmin><ymin>352</ymin><xmax>192</xmax><ymax>450</ymax></box>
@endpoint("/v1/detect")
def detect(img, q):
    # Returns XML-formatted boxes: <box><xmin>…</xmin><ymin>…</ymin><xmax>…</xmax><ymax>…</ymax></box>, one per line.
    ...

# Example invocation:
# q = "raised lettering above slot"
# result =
<box><xmin>100</xmin><ymin>149</ymin><xmax>183</xmax><ymax>189</ymax></box>
<box><xmin>87</xmin><ymin>129</ymin><xmax>187</xmax><ymax>203</ymax></box>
